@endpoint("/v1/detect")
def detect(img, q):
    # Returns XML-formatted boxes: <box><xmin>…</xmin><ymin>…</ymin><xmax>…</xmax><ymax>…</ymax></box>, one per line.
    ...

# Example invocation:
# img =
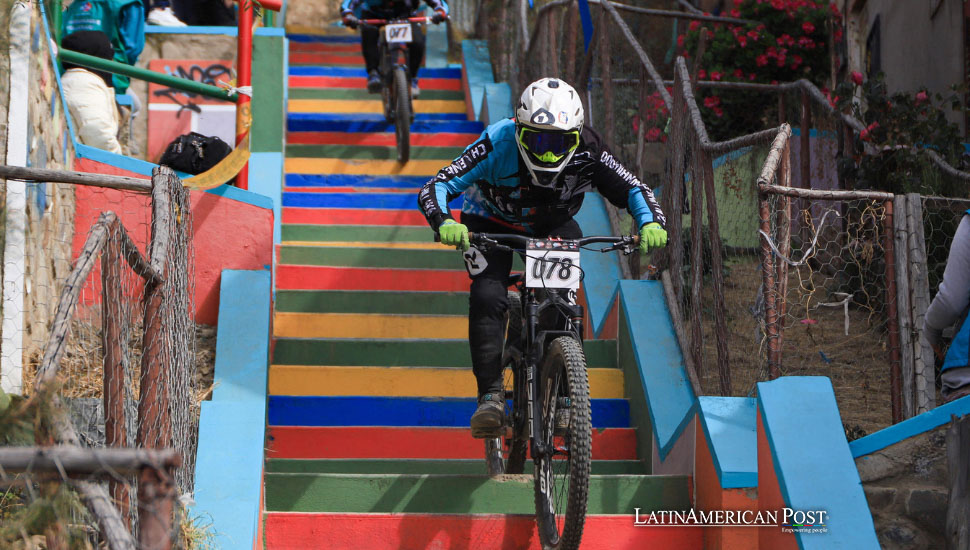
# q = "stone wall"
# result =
<box><xmin>856</xmin><ymin>425</ymin><xmax>949</xmax><ymax>549</ymax></box>
<box><xmin>23</xmin><ymin>0</ymin><xmax>78</xmax><ymax>368</ymax></box>
<box><xmin>1</xmin><ymin>0</ymin><xmax>78</xmax><ymax>376</ymax></box>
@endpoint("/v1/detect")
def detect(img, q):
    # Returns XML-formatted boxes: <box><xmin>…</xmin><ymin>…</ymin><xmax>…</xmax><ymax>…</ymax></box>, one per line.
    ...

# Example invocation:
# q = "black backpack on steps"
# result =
<box><xmin>159</xmin><ymin>132</ymin><xmax>233</xmax><ymax>176</ymax></box>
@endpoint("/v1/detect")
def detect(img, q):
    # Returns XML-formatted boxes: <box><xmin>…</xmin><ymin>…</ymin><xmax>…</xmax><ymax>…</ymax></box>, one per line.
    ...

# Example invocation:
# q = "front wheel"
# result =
<box><xmin>534</xmin><ymin>336</ymin><xmax>591</xmax><ymax>550</ymax></box>
<box><xmin>393</xmin><ymin>67</ymin><xmax>411</xmax><ymax>163</ymax></box>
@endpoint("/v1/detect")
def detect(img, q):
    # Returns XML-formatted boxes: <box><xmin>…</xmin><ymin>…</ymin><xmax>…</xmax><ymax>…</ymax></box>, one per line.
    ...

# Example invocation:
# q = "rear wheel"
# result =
<box><xmin>393</xmin><ymin>67</ymin><xmax>411</xmax><ymax>163</ymax></box>
<box><xmin>534</xmin><ymin>336</ymin><xmax>590</xmax><ymax>550</ymax></box>
<box><xmin>485</xmin><ymin>291</ymin><xmax>528</xmax><ymax>475</ymax></box>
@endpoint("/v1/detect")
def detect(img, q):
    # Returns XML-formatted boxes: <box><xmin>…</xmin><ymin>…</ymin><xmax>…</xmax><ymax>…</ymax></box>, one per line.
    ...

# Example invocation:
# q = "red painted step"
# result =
<box><xmin>276</xmin><ymin>265</ymin><xmax>470</xmax><ymax>292</ymax></box>
<box><xmin>289</xmin><ymin>43</ymin><xmax>361</xmax><ymax>54</ymax></box>
<box><xmin>282</xmin><ymin>207</ymin><xmax>432</xmax><ymax>226</ymax></box>
<box><xmin>264</xmin><ymin>513</ymin><xmax>702</xmax><ymax>550</ymax></box>
<box><xmin>290</xmin><ymin>53</ymin><xmax>365</xmax><ymax>65</ymax></box>
<box><xmin>284</xmin><ymin>187</ymin><xmax>418</xmax><ymax>194</ymax></box>
<box><xmin>268</xmin><ymin>426</ymin><xmax>639</xmax><ymax>460</ymax></box>
<box><xmin>288</xmin><ymin>131</ymin><xmax>479</xmax><ymax>147</ymax></box>
<box><xmin>289</xmin><ymin>75</ymin><xmax>463</xmax><ymax>90</ymax></box>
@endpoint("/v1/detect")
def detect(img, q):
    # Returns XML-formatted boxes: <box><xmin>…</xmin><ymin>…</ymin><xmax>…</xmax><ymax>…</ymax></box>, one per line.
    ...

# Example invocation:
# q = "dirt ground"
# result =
<box><xmin>692</xmin><ymin>256</ymin><xmax>895</xmax><ymax>438</ymax></box>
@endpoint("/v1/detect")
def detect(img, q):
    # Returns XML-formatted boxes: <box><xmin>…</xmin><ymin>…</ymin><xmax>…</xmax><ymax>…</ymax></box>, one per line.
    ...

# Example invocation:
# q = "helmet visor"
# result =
<box><xmin>517</xmin><ymin>127</ymin><xmax>580</xmax><ymax>166</ymax></box>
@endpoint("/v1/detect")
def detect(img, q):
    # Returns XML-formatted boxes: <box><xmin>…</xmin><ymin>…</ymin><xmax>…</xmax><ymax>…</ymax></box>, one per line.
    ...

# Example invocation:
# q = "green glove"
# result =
<box><xmin>639</xmin><ymin>222</ymin><xmax>668</xmax><ymax>253</ymax></box>
<box><xmin>439</xmin><ymin>219</ymin><xmax>469</xmax><ymax>251</ymax></box>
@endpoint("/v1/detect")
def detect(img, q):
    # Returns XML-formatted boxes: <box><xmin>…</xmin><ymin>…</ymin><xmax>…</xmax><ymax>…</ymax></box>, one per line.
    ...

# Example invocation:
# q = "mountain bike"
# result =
<box><xmin>360</xmin><ymin>16</ymin><xmax>434</xmax><ymax>164</ymax></box>
<box><xmin>470</xmin><ymin>232</ymin><xmax>639</xmax><ymax>550</ymax></box>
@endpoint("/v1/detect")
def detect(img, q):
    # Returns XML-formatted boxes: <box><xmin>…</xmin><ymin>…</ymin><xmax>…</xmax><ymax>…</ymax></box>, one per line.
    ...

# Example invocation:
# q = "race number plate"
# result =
<box><xmin>525</xmin><ymin>240</ymin><xmax>581</xmax><ymax>290</ymax></box>
<box><xmin>385</xmin><ymin>23</ymin><xmax>413</xmax><ymax>43</ymax></box>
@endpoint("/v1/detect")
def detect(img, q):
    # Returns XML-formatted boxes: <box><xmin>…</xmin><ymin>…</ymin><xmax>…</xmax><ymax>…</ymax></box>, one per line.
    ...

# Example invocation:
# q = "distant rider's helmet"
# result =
<box><xmin>514</xmin><ymin>77</ymin><xmax>585</xmax><ymax>188</ymax></box>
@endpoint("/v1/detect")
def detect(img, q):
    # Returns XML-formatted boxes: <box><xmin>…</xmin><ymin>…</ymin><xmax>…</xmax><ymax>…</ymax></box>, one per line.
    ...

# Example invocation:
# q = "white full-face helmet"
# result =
<box><xmin>515</xmin><ymin>77</ymin><xmax>585</xmax><ymax>188</ymax></box>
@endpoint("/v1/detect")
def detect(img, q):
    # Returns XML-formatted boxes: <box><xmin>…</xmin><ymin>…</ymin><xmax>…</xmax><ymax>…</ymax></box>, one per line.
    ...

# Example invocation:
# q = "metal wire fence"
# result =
<box><xmin>0</xmin><ymin>165</ymin><xmax>198</xmax><ymax>549</ymax></box>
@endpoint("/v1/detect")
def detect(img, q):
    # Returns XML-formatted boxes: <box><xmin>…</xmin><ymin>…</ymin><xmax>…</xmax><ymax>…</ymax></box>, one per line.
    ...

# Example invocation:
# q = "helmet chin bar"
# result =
<box><xmin>516</xmin><ymin>135</ymin><xmax>576</xmax><ymax>188</ymax></box>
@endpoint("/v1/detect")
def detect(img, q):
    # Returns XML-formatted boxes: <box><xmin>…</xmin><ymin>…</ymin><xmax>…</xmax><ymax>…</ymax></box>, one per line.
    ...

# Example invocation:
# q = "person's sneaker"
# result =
<box><xmin>366</xmin><ymin>70</ymin><xmax>382</xmax><ymax>94</ymax></box>
<box><xmin>470</xmin><ymin>393</ymin><xmax>505</xmax><ymax>438</ymax></box>
<box><xmin>147</xmin><ymin>6</ymin><xmax>187</xmax><ymax>26</ymax></box>
<box><xmin>411</xmin><ymin>78</ymin><xmax>420</xmax><ymax>98</ymax></box>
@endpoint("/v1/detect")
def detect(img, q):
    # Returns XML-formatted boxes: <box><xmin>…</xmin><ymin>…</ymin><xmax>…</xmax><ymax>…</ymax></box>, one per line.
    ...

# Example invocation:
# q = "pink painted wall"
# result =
<box><xmin>73</xmin><ymin>157</ymin><xmax>273</xmax><ymax>325</ymax></box>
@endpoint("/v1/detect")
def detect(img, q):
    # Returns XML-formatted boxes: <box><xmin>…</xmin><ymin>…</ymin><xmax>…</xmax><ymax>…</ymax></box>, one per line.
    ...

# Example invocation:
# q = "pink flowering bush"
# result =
<box><xmin>675</xmin><ymin>0</ymin><xmax>842</xmax><ymax>140</ymax></box>
<box><xmin>831</xmin><ymin>74</ymin><xmax>968</xmax><ymax>195</ymax></box>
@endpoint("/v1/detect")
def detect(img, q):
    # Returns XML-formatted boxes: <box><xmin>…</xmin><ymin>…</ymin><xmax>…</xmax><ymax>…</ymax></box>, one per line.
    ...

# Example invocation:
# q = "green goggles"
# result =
<box><xmin>517</xmin><ymin>127</ymin><xmax>580</xmax><ymax>164</ymax></box>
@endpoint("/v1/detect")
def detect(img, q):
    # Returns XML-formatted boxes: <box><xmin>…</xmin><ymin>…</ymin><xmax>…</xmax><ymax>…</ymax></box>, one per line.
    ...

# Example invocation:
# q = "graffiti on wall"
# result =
<box><xmin>147</xmin><ymin>59</ymin><xmax>236</xmax><ymax>163</ymax></box>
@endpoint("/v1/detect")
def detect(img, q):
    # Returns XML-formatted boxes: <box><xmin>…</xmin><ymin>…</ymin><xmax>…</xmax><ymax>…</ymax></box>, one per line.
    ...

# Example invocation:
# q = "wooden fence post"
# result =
<box><xmin>946</xmin><ymin>414</ymin><xmax>970</xmax><ymax>549</ymax></box>
<box><xmin>101</xmin><ymin>218</ymin><xmax>131</xmax><ymax>529</ymax></box>
<box><xmin>689</xmin><ymin>134</ymin><xmax>705</xmax><ymax>379</ymax></box>
<box><xmin>905</xmin><ymin>193</ymin><xmax>935</xmax><ymax>413</ymax></box>
<box><xmin>702</xmin><ymin>149</ymin><xmax>731</xmax><ymax>395</ymax></box>
<box><xmin>882</xmin><ymin>199</ymin><xmax>903</xmax><ymax>424</ymax></box>
<box><xmin>599</xmin><ymin>3</ymin><xmax>615</xmax><ymax>150</ymax></box>
<box><xmin>893</xmin><ymin>194</ymin><xmax>915</xmax><ymax>419</ymax></box>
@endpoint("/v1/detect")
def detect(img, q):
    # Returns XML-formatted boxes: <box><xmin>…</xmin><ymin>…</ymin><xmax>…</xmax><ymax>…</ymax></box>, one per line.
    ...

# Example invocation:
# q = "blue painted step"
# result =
<box><xmin>286</xmin><ymin>174</ymin><xmax>433</xmax><ymax>188</ymax></box>
<box><xmin>268</xmin><ymin>396</ymin><xmax>631</xmax><ymax>428</ymax></box>
<box><xmin>290</xmin><ymin>66</ymin><xmax>463</xmax><ymax>79</ymax></box>
<box><xmin>289</xmin><ymin>34</ymin><xmax>360</xmax><ymax>44</ymax></box>
<box><xmin>282</xmin><ymin>193</ymin><xmax>462</xmax><ymax>210</ymax></box>
<box><xmin>287</xmin><ymin>116</ymin><xmax>484</xmax><ymax>134</ymax></box>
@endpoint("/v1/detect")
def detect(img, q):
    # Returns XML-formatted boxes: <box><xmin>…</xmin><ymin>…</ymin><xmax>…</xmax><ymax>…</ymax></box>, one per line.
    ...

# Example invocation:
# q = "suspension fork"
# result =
<box><xmin>524</xmin><ymin>292</ymin><xmax>553</xmax><ymax>460</ymax></box>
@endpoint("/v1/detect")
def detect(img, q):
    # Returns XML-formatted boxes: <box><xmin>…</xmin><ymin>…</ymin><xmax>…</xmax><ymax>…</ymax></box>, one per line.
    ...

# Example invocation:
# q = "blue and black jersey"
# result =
<box><xmin>340</xmin><ymin>0</ymin><xmax>447</xmax><ymax>17</ymax></box>
<box><xmin>418</xmin><ymin>118</ymin><xmax>666</xmax><ymax>234</ymax></box>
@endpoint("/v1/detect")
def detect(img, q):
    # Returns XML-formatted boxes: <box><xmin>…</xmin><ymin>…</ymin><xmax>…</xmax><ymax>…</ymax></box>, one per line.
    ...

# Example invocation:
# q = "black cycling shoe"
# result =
<box><xmin>470</xmin><ymin>393</ymin><xmax>505</xmax><ymax>438</ymax></box>
<box><xmin>366</xmin><ymin>70</ymin><xmax>382</xmax><ymax>94</ymax></box>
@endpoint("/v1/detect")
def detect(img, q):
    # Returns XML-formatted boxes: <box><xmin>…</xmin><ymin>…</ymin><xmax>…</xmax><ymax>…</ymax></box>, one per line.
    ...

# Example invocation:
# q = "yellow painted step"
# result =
<box><xmin>285</xmin><ymin>158</ymin><xmax>442</xmax><ymax>176</ymax></box>
<box><xmin>274</xmin><ymin>312</ymin><xmax>467</xmax><ymax>339</ymax></box>
<box><xmin>288</xmin><ymin>99</ymin><xmax>466</xmax><ymax>114</ymax></box>
<box><xmin>269</xmin><ymin>365</ymin><xmax>626</xmax><ymax>398</ymax></box>
<box><xmin>281</xmin><ymin>241</ymin><xmax>442</xmax><ymax>250</ymax></box>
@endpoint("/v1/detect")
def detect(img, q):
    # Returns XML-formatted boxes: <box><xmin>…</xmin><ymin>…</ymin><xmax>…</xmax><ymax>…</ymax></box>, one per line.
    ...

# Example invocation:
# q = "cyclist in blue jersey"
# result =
<box><xmin>418</xmin><ymin>78</ymin><xmax>668</xmax><ymax>437</ymax></box>
<box><xmin>340</xmin><ymin>0</ymin><xmax>448</xmax><ymax>97</ymax></box>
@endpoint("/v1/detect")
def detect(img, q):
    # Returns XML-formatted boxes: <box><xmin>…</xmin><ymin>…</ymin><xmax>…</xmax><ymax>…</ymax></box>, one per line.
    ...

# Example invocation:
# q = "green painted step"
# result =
<box><xmin>267</xmin><ymin>458</ymin><xmax>646</xmax><ymax>475</ymax></box>
<box><xmin>289</xmin><ymin>87</ymin><xmax>464</xmax><ymax>101</ymax></box>
<box><xmin>264</xmin><ymin>473</ymin><xmax>689</xmax><ymax>514</ymax></box>
<box><xmin>286</xmin><ymin>144</ymin><xmax>465</xmax><ymax>160</ymax></box>
<box><xmin>276</xmin><ymin>290</ymin><xmax>469</xmax><ymax>315</ymax></box>
<box><xmin>279</xmin><ymin>246</ymin><xmax>464</xmax><ymax>270</ymax></box>
<box><xmin>272</xmin><ymin>338</ymin><xmax>617</xmax><ymax>368</ymax></box>
<box><xmin>282</xmin><ymin>225</ymin><xmax>432</xmax><ymax>243</ymax></box>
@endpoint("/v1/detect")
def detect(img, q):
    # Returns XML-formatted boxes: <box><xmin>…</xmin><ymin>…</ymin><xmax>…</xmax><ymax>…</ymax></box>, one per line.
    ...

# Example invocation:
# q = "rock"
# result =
<box><xmin>905</xmin><ymin>488</ymin><xmax>948</xmax><ymax>535</ymax></box>
<box><xmin>864</xmin><ymin>485</ymin><xmax>897</xmax><ymax>510</ymax></box>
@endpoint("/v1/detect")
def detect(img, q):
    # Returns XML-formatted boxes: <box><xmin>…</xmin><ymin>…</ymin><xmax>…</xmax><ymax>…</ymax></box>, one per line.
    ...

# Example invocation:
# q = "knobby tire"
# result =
<box><xmin>393</xmin><ymin>67</ymin><xmax>411</xmax><ymax>163</ymax></box>
<box><xmin>534</xmin><ymin>336</ymin><xmax>591</xmax><ymax>550</ymax></box>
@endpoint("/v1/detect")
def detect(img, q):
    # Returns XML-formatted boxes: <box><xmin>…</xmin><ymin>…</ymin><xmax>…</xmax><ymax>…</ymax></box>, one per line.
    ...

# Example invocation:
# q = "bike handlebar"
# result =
<box><xmin>360</xmin><ymin>16</ymin><xmax>438</xmax><ymax>26</ymax></box>
<box><xmin>469</xmin><ymin>232</ymin><xmax>639</xmax><ymax>253</ymax></box>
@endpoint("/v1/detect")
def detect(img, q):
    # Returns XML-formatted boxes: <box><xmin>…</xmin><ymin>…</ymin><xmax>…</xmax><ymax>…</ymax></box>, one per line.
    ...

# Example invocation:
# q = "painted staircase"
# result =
<box><xmin>262</xmin><ymin>32</ymin><xmax>699</xmax><ymax>549</ymax></box>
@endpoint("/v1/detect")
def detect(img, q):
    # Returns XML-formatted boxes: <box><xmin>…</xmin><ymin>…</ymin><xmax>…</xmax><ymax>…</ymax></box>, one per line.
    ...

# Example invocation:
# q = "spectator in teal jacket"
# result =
<box><xmin>62</xmin><ymin>0</ymin><xmax>145</xmax><ymax>94</ymax></box>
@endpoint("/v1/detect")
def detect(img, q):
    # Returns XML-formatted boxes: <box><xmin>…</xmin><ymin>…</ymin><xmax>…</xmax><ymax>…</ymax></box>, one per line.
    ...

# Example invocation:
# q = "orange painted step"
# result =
<box><xmin>276</xmin><ymin>265</ymin><xmax>470</xmax><ymax>291</ymax></box>
<box><xmin>287</xmin><ymin>131</ymin><xmax>479</xmax><ymax>147</ymax></box>
<box><xmin>264</xmin><ymin>513</ymin><xmax>703</xmax><ymax>550</ymax></box>
<box><xmin>267</xmin><ymin>426</ymin><xmax>639</xmax><ymax>460</ymax></box>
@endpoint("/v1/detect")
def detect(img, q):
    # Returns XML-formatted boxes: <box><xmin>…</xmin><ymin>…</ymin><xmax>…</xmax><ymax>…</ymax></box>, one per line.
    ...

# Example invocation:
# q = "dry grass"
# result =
<box><xmin>695</xmin><ymin>257</ymin><xmax>894</xmax><ymax>437</ymax></box>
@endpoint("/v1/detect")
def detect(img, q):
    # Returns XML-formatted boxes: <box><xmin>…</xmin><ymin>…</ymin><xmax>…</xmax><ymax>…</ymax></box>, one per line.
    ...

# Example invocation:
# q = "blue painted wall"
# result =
<box><xmin>192</xmin><ymin>270</ymin><xmax>272</xmax><ymax>550</ymax></box>
<box><xmin>758</xmin><ymin>377</ymin><xmax>879</xmax><ymax>549</ymax></box>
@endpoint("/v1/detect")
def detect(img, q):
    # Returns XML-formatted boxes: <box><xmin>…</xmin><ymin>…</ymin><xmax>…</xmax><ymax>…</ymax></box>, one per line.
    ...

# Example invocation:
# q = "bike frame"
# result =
<box><xmin>474</xmin><ymin>233</ymin><xmax>635</xmax><ymax>462</ymax></box>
